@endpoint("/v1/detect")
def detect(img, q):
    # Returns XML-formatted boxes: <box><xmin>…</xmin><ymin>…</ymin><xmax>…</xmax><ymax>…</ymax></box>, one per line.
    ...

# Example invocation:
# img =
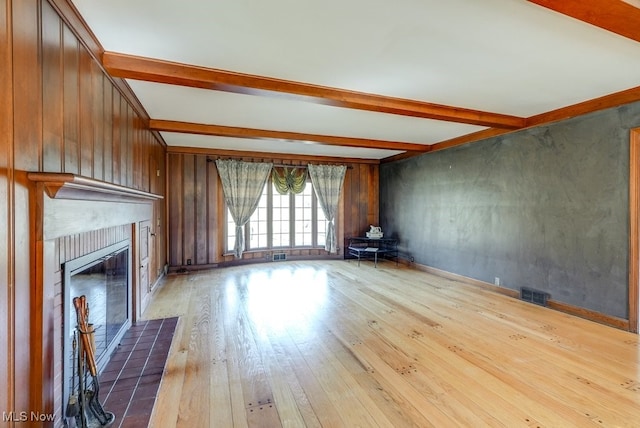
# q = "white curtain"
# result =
<box><xmin>308</xmin><ymin>164</ymin><xmax>347</xmax><ymax>254</ymax></box>
<box><xmin>216</xmin><ymin>159</ymin><xmax>272</xmax><ymax>258</ymax></box>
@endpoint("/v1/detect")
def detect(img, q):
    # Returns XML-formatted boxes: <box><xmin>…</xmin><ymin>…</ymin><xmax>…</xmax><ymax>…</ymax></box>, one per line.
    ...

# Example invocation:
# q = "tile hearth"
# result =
<box><xmin>97</xmin><ymin>317</ymin><xmax>178</xmax><ymax>428</ymax></box>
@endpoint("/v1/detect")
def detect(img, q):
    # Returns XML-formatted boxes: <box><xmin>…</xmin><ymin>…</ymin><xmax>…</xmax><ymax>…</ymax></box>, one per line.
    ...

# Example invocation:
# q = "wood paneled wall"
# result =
<box><xmin>343</xmin><ymin>162</ymin><xmax>380</xmax><ymax>239</ymax></box>
<box><xmin>1</xmin><ymin>0</ymin><xmax>167</xmax><ymax>424</ymax></box>
<box><xmin>39</xmin><ymin>4</ymin><xmax>164</xmax><ymax>191</ymax></box>
<box><xmin>168</xmin><ymin>153</ymin><xmax>219</xmax><ymax>266</ymax></box>
<box><xmin>167</xmin><ymin>151</ymin><xmax>379</xmax><ymax>268</ymax></box>
<box><xmin>0</xmin><ymin>0</ymin><xmax>14</xmax><ymax>420</ymax></box>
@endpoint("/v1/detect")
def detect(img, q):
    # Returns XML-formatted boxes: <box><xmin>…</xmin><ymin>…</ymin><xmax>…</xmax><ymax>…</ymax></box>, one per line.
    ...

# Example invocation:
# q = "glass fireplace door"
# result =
<box><xmin>63</xmin><ymin>240</ymin><xmax>131</xmax><ymax>417</ymax></box>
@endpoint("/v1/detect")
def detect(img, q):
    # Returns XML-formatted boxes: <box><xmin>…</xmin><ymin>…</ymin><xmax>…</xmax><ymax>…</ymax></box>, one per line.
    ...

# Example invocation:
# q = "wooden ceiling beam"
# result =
<box><xmin>149</xmin><ymin>119</ymin><xmax>431</xmax><ymax>152</ymax></box>
<box><xmin>527</xmin><ymin>84</ymin><xmax>640</xmax><ymax>126</ymax></box>
<box><xmin>429</xmin><ymin>128</ymin><xmax>512</xmax><ymax>154</ymax></box>
<box><xmin>527</xmin><ymin>0</ymin><xmax>640</xmax><ymax>43</ymax></box>
<box><xmin>104</xmin><ymin>52</ymin><xmax>526</xmax><ymax>129</ymax></box>
<box><xmin>166</xmin><ymin>146</ymin><xmax>381</xmax><ymax>165</ymax></box>
<box><xmin>383</xmin><ymin>83</ymin><xmax>640</xmax><ymax>162</ymax></box>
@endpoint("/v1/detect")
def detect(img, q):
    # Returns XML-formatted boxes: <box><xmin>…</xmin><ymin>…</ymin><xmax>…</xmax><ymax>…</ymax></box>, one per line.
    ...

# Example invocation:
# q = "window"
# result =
<box><xmin>317</xmin><ymin>203</ymin><xmax>328</xmax><ymax>247</ymax></box>
<box><xmin>272</xmin><ymin>188</ymin><xmax>290</xmax><ymax>247</ymax></box>
<box><xmin>248</xmin><ymin>185</ymin><xmax>269</xmax><ymax>249</ymax></box>
<box><xmin>226</xmin><ymin>207</ymin><xmax>236</xmax><ymax>252</ymax></box>
<box><xmin>226</xmin><ymin>176</ymin><xmax>330</xmax><ymax>252</ymax></box>
<box><xmin>294</xmin><ymin>183</ymin><xmax>313</xmax><ymax>246</ymax></box>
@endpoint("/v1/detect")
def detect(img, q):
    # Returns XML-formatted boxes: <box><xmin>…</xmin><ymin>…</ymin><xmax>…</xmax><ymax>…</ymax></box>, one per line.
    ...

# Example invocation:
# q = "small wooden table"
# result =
<box><xmin>347</xmin><ymin>237</ymin><xmax>398</xmax><ymax>268</ymax></box>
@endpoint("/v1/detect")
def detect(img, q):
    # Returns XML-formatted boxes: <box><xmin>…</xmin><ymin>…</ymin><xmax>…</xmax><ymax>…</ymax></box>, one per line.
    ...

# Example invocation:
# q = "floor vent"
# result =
<box><xmin>272</xmin><ymin>253</ymin><xmax>287</xmax><ymax>261</ymax></box>
<box><xmin>520</xmin><ymin>287</ymin><xmax>550</xmax><ymax>307</ymax></box>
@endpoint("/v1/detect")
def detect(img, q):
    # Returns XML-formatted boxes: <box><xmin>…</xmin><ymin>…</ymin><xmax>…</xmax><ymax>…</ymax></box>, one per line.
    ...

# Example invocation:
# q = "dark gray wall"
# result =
<box><xmin>380</xmin><ymin>102</ymin><xmax>640</xmax><ymax>319</ymax></box>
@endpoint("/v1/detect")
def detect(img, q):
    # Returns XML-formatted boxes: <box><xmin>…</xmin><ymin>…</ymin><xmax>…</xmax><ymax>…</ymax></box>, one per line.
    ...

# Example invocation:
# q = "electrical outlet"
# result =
<box><xmin>494</xmin><ymin>277</ymin><xmax>500</xmax><ymax>286</ymax></box>
<box><xmin>187</xmin><ymin>259</ymin><xmax>192</xmax><ymax>265</ymax></box>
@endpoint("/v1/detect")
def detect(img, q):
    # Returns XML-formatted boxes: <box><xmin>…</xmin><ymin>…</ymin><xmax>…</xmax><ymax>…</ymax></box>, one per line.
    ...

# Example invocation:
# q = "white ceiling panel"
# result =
<box><xmin>128</xmin><ymin>80</ymin><xmax>485</xmax><ymax>145</ymax></box>
<box><xmin>162</xmin><ymin>133</ymin><xmax>402</xmax><ymax>159</ymax></box>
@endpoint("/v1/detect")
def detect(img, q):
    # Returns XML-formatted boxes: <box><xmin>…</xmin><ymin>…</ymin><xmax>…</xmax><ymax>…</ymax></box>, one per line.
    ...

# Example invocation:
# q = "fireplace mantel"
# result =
<box><xmin>28</xmin><ymin>172</ymin><xmax>163</xmax><ymax>203</ymax></box>
<box><xmin>29</xmin><ymin>173</ymin><xmax>160</xmax><ymax>241</ymax></box>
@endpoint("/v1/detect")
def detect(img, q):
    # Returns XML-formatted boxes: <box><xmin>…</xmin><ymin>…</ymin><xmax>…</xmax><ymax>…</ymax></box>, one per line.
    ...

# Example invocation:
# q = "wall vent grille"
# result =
<box><xmin>272</xmin><ymin>253</ymin><xmax>287</xmax><ymax>261</ymax></box>
<box><xmin>520</xmin><ymin>287</ymin><xmax>550</xmax><ymax>307</ymax></box>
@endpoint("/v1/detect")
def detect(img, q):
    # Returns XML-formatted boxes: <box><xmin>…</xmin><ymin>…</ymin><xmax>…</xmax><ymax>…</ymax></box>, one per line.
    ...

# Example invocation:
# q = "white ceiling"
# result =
<box><xmin>71</xmin><ymin>0</ymin><xmax>640</xmax><ymax>160</ymax></box>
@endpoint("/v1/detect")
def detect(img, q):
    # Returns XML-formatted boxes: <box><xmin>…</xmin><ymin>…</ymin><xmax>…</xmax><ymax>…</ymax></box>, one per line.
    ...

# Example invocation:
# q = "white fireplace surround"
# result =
<box><xmin>28</xmin><ymin>172</ymin><xmax>163</xmax><ymax>425</ymax></box>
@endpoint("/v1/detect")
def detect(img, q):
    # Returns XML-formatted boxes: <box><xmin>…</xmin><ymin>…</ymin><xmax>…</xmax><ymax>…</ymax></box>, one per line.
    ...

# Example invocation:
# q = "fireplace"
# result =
<box><xmin>27</xmin><ymin>172</ymin><xmax>163</xmax><ymax>425</ymax></box>
<box><xmin>62</xmin><ymin>240</ymin><xmax>132</xmax><ymax>418</ymax></box>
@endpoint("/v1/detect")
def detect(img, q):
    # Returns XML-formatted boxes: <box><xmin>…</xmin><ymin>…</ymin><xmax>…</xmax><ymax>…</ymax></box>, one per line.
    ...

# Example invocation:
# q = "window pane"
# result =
<box><xmin>227</xmin><ymin>208</ymin><xmax>236</xmax><ymax>252</ymax></box>
<box><xmin>317</xmin><ymin>204</ymin><xmax>328</xmax><ymax>247</ymax></box>
<box><xmin>248</xmin><ymin>186</ymin><xmax>269</xmax><ymax>249</ymax></box>
<box><xmin>294</xmin><ymin>183</ymin><xmax>313</xmax><ymax>246</ymax></box>
<box><xmin>272</xmin><ymin>184</ymin><xmax>290</xmax><ymax>247</ymax></box>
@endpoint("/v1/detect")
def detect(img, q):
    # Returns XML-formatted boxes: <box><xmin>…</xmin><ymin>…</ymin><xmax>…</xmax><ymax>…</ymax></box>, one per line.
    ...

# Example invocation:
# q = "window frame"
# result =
<box><xmin>225</xmin><ymin>175</ymin><xmax>331</xmax><ymax>253</ymax></box>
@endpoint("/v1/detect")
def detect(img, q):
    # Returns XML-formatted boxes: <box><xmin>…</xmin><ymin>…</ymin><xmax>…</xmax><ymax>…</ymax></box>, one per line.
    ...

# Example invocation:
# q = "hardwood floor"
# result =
<box><xmin>142</xmin><ymin>261</ymin><xmax>640</xmax><ymax>427</ymax></box>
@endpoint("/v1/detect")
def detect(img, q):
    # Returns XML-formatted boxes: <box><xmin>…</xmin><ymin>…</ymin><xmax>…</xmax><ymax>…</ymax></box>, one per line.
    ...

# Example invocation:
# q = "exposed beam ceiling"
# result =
<box><xmin>65</xmin><ymin>0</ymin><xmax>640</xmax><ymax>161</ymax></box>
<box><xmin>104</xmin><ymin>52</ymin><xmax>526</xmax><ymax>130</ymax></box>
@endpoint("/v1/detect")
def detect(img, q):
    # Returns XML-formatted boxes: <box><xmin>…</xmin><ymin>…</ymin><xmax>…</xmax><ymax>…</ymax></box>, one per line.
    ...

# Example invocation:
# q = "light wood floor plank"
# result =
<box><xmin>271</xmin><ymin>330</ymin><xmax>347</xmax><ymax>427</ymax></box>
<box><xmin>320</xmin><ymin>329</ymin><xmax>435</xmax><ymax>428</ymax></box>
<box><xmin>326</xmin><ymin>280</ymin><xmax>545</xmax><ymax>427</ymax></box>
<box><xmin>210</xmin><ymin>286</ymin><xmax>234</xmax><ymax>427</ymax></box>
<box><xmin>295</xmin><ymin>333</ymin><xmax>385</xmax><ymax>427</ymax></box>
<box><xmin>239</xmin><ymin>307</ymin><xmax>307</xmax><ymax>427</ymax></box>
<box><xmin>262</xmin><ymin>334</ymin><xmax>322</xmax><ymax>428</ymax></box>
<box><xmin>147</xmin><ymin>319</ymin><xmax>187</xmax><ymax>428</ymax></box>
<box><xmin>143</xmin><ymin>261</ymin><xmax>640</xmax><ymax>427</ymax></box>
<box><xmin>177</xmin><ymin>276</ymin><xmax>212</xmax><ymax>427</ymax></box>
<box><xmin>365</xmin><ymin>277</ymin><xmax>640</xmax><ymax>425</ymax></box>
<box><xmin>355</xmin><ymin>281</ymin><xmax>615</xmax><ymax>425</ymax></box>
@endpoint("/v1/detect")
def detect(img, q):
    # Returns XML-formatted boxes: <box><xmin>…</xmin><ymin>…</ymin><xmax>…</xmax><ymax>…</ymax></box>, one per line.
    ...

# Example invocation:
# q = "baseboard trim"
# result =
<box><xmin>412</xmin><ymin>263</ymin><xmax>519</xmax><ymax>298</ymax></box>
<box><xmin>546</xmin><ymin>300</ymin><xmax>629</xmax><ymax>330</ymax></box>
<box><xmin>169</xmin><ymin>254</ymin><xmax>342</xmax><ymax>272</ymax></box>
<box><xmin>411</xmin><ymin>262</ymin><xmax>630</xmax><ymax>331</ymax></box>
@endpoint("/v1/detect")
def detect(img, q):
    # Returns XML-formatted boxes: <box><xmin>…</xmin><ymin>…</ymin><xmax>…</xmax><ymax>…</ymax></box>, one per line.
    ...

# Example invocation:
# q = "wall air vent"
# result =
<box><xmin>272</xmin><ymin>253</ymin><xmax>287</xmax><ymax>261</ymax></box>
<box><xmin>520</xmin><ymin>287</ymin><xmax>550</xmax><ymax>307</ymax></box>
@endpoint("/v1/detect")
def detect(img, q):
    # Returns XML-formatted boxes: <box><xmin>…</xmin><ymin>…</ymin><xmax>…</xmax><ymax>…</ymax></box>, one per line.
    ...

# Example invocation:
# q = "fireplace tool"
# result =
<box><xmin>73</xmin><ymin>295</ymin><xmax>115</xmax><ymax>428</ymax></box>
<box><xmin>65</xmin><ymin>332</ymin><xmax>80</xmax><ymax>419</ymax></box>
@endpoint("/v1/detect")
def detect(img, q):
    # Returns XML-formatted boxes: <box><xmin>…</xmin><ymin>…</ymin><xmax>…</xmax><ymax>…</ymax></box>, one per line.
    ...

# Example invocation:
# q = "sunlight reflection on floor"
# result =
<box><xmin>244</xmin><ymin>266</ymin><xmax>328</xmax><ymax>340</ymax></box>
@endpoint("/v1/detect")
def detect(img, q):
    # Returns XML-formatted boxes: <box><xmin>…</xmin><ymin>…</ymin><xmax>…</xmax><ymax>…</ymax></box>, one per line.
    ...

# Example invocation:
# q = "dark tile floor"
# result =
<box><xmin>99</xmin><ymin>317</ymin><xmax>178</xmax><ymax>428</ymax></box>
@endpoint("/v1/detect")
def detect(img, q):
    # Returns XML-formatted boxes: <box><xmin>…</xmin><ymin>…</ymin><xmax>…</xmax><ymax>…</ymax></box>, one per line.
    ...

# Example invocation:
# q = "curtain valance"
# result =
<box><xmin>272</xmin><ymin>167</ymin><xmax>307</xmax><ymax>195</ymax></box>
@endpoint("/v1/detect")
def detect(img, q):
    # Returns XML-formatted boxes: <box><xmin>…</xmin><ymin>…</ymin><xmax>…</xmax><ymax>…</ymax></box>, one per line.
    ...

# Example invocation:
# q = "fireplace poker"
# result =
<box><xmin>66</xmin><ymin>331</ymin><xmax>80</xmax><ymax>419</ymax></box>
